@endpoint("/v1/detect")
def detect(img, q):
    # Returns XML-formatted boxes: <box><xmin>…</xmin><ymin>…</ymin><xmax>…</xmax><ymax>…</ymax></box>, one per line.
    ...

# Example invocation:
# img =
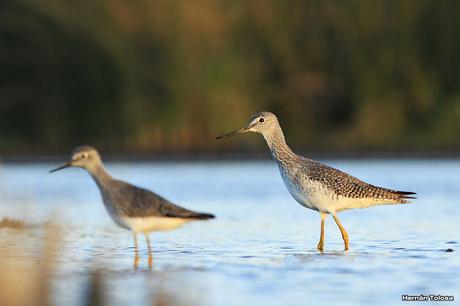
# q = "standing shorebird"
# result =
<box><xmin>216</xmin><ymin>112</ymin><xmax>415</xmax><ymax>251</ymax></box>
<box><xmin>50</xmin><ymin>146</ymin><xmax>214</xmax><ymax>268</ymax></box>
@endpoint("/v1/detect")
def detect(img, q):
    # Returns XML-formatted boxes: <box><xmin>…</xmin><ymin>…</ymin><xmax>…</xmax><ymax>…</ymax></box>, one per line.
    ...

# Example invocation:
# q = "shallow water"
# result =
<box><xmin>0</xmin><ymin>160</ymin><xmax>459</xmax><ymax>306</ymax></box>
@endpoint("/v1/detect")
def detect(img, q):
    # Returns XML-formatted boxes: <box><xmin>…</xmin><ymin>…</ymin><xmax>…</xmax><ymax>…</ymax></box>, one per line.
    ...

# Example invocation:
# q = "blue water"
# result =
<box><xmin>0</xmin><ymin>160</ymin><xmax>459</xmax><ymax>305</ymax></box>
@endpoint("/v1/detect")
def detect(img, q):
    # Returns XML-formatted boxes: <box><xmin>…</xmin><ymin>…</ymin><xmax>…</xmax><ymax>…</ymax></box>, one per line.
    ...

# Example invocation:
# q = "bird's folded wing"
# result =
<box><xmin>305</xmin><ymin>161</ymin><xmax>416</xmax><ymax>200</ymax></box>
<box><xmin>114</xmin><ymin>181</ymin><xmax>214</xmax><ymax>219</ymax></box>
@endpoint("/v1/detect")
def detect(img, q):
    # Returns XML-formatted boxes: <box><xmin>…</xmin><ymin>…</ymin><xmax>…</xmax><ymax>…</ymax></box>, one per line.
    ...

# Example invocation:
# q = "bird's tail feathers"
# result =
<box><xmin>393</xmin><ymin>190</ymin><xmax>416</xmax><ymax>203</ymax></box>
<box><xmin>193</xmin><ymin>212</ymin><xmax>215</xmax><ymax>220</ymax></box>
<box><xmin>183</xmin><ymin>212</ymin><xmax>215</xmax><ymax>220</ymax></box>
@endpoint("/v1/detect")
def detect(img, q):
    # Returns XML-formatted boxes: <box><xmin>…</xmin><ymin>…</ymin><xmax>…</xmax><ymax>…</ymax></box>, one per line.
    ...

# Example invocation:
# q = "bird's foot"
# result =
<box><xmin>133</xmin><ymin>255</ymin><xmax>140</xmax><ymax>270</ymax></box>
<box><xmin>316</xmin><ymin>241</ymin><xmax>324</xmax><ymax>252</ymax></box>
<box><xmin>148</xmin><ymin>255</ymin><xmax>153</xmax><ymax>270</ymax></box>
<box><xmin>343</xmin><ymin>235</ymin><xmax>349</xmax><ymax>251</ymax></box>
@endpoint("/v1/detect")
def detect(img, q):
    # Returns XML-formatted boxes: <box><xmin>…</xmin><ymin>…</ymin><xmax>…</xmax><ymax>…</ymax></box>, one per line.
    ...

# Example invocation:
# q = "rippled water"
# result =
<box><xmin>0</xmin><ymin>160</ymin><xmax>459</xmax><ymax>305</ymax></box>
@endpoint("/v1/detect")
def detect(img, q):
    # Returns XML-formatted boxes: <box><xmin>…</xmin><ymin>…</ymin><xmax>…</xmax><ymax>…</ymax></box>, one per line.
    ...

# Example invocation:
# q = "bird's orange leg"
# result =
<box><xmin>332</xmin><ymin>214</ymin><xmax>349</xmax><ymax>250</ymax></box>
<box><xmin>144</xmin><ymin>233</ymin><xmax>153</xmax><ymax>270</ymax></box>
<box><xmin>133</xmin><ymin>232</ymin><xmax>140</xmax><ymax>270</ymax></box>
<box><xmin>317</xmin><ymin>212</ymin><xmax>326</xmax><ymax>252</ymax></box>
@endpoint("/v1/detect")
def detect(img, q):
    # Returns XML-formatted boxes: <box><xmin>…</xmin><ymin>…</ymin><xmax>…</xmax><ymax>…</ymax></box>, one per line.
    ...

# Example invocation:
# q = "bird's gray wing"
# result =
<box><xmin>111</xmin><ymin>180</ymin><xmax>214</xmax><ymax>219</ymax></box>
<box><xmin>303</xmin><ymin>160</ymin><xmax>416</xmax><ymax>201</ymax></box>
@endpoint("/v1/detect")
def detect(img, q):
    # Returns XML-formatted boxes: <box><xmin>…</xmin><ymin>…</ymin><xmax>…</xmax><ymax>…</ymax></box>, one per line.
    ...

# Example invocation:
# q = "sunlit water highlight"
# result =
<box><xmin>0</xmin><ymin>160</ymin><xmax>459</xmax><ymax>305</ymax></box>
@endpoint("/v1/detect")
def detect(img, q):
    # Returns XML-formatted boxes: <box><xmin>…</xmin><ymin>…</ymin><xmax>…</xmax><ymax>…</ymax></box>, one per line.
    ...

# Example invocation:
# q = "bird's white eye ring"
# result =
<box><xmin>259</xmin><ymin>118</ymin><xmax>265</xmax><ymax>123</ymax></box>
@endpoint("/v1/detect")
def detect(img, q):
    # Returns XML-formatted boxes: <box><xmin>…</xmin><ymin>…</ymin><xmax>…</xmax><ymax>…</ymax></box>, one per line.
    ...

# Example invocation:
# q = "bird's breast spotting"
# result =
<box><xmin>279</xmin><ymin>166</ymin><xmax>338</xmax><ymax>213</ymax></box>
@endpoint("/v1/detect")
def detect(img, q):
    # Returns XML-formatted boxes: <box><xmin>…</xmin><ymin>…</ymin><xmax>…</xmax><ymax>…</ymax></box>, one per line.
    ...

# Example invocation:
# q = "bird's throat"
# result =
<box><xmin>263</xmin><ymin>127</ymin><xmax>295</xmax><ymax>163</ymax></box>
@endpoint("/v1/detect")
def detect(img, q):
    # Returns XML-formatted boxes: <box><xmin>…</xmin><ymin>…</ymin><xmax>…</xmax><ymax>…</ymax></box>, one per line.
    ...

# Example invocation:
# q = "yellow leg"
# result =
<box><xmin>144</xmin><ymin>233</ymin><xmax>153</xmax><ymax>270</ymax></box>
<box><xmin>133</xmin><ymin>232</ymin><xmax>139</xmax><ymax>270</ymax></box>
<box><xmin>332</xmin><ymin>214</ymin><xmax>349</xmax><ymax>250</ymax></box>
<box><xmin>317</xmin><ymin>212</ymin><xmax>326</xmax><ymax>252</ymax></box>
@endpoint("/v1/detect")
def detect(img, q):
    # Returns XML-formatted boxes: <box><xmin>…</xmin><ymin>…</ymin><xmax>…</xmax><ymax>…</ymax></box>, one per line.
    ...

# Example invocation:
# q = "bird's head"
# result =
<box><xmin>216</xmin><ymin>111</ymin><xmax>280</xmax><ymax>139</ymax></box>
<box><xmin>50</xmin><ymin>145</ymin><xmax>102</xmax><ymax>173</ymax></box>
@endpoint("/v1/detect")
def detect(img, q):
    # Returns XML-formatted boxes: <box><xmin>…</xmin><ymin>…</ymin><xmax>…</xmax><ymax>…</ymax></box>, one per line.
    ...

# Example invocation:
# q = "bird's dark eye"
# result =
<box><xmin>259</xmin><ymin>118</ymin><xmax>265</xmax><ymax>123</ymax></box>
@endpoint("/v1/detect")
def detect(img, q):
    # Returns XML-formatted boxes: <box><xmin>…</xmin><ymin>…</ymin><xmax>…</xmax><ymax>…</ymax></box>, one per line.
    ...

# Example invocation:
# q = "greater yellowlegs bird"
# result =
<box><xmin>50</xmin><ymin>146</ymin><xmax>214</xmax><ymax>268</ymax></box>
<box><xmin>216</xmin><ymin>112</ymin><xmax>415</xmax><ymax>251</ymax></box>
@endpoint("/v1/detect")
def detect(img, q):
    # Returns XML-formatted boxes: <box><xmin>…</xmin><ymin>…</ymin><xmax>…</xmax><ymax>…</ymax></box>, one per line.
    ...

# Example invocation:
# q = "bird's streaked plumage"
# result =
<box><xmin>217</xmin><ymin>111</ymin><xmax>415</xmax><ymax>251</ymax></box>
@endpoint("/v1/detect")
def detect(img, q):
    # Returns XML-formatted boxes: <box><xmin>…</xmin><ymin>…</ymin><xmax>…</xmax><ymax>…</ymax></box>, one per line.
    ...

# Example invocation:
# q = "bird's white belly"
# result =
<box><xmin>122</xmin><ymin>216</ymin><xmax>192</xmax><ymax>233</ymax></box>
<box><xmin>100</xmin><ymin>196</ymin><xmax>191</xmax><ymax>232</ymax></box>
<box><xmin>334</xmin><ymin>196</ymin><xmax>399</xmax><ymax>212</ymax></box>
<box><xmin>280</xmin><ymin>170</ymin><xmax>338</xmax><ymax>213</ymax></box>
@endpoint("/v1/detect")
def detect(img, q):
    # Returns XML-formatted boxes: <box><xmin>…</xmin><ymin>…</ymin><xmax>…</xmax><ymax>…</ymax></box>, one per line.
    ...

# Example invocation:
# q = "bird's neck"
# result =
<box><xmin>87</xmin><ymin>163</ymin><xmax>113</xmax><ymax>188</ymax></box>
<box><xmin>263</xmin><ymin>125</ymin><xmax>296</xmax><ymax>163</ymax></box>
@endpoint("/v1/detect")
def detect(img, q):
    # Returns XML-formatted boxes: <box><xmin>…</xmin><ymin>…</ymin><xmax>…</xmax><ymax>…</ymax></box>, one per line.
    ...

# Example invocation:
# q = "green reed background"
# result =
<box><xmin>1</xmin><ymin>0</ymin><xmax>460</xmax><ymax>155</ymax></box>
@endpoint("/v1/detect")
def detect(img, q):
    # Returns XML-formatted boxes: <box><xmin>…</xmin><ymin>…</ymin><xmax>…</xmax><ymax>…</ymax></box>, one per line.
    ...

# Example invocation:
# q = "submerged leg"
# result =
<box><xmin>144</xmin><ymin>233</ymin><xmax>153</xmax><ymax>269</ymax></box>
<box><xmin>317</xmin><ymin>212</ymin><xmax>326</xmax><ymax>252</ymax></box>
<box><xmin>332</xmin><ymin>214</ymin><xmax>349</xmax><ymax>250</ymax></box>
<box><xmin>133</xmin><ymin>232</ymin><xmax>140</xmax><ymax>270</ymax></box>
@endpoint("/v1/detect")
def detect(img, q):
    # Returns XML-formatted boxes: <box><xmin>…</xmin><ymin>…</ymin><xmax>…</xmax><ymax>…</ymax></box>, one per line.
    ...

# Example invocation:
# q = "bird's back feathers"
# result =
<box><xmin>103</xmin><ymin>179</ymin><xmax>215</xmax><ymax>219</ymax></box>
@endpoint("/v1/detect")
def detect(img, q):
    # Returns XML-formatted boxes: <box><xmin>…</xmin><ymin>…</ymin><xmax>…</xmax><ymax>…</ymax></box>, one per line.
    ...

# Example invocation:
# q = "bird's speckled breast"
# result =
<box><xmin>277</xmin><ymin>162</ymin><xmax>338</xmax><ymax>213</ymax></box>
<box><xmin>278</xmin><ymin>164</ymin><xmax>315</xmax><ymax>210</ymax></box>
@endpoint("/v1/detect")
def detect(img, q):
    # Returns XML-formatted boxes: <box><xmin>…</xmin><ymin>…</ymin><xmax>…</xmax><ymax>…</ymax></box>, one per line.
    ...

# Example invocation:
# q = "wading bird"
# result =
<box><xmin>217</xmin><ymin>112</ymin><xmax>415</xmax><ymax>251</ymax></box>
<box><xmin>50</xmin><ymin>146</ymin><xmax>214</xmax><ymax>268</ymax></box>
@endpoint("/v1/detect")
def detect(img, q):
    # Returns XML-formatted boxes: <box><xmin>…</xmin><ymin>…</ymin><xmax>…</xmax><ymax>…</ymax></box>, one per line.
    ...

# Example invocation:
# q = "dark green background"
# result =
<box><xmin>1</xmin><ymin>0</ymin><xmax>460</xmax><ymax>155</ymax></box>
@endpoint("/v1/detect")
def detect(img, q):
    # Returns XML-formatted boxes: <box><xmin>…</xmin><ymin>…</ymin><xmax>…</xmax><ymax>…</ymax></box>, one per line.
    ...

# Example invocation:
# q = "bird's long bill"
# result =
<box><xmin>49</xmin><ymin>161</ymin><xmax>72</xmax><ymax>173</ymax></box>
<box><xmin>216</xmin><ymin>128</ymin><xmax>249</xmax><ymax>139</ymax></box>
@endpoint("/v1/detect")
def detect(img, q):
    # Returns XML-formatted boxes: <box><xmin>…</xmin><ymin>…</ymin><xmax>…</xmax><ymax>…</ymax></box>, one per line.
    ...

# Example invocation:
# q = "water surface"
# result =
<box><xmin>0</xmin><ymin>160</ymin><xmax>458</xmax><ymax>305</ymax></box>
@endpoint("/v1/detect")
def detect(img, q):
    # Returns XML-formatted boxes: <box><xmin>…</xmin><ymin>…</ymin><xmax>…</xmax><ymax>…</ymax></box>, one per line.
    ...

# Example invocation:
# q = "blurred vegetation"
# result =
<box><xmin>1</xmin><ymin>0</ymin><xmax>460</xmax><ymax>155</ymax></box>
